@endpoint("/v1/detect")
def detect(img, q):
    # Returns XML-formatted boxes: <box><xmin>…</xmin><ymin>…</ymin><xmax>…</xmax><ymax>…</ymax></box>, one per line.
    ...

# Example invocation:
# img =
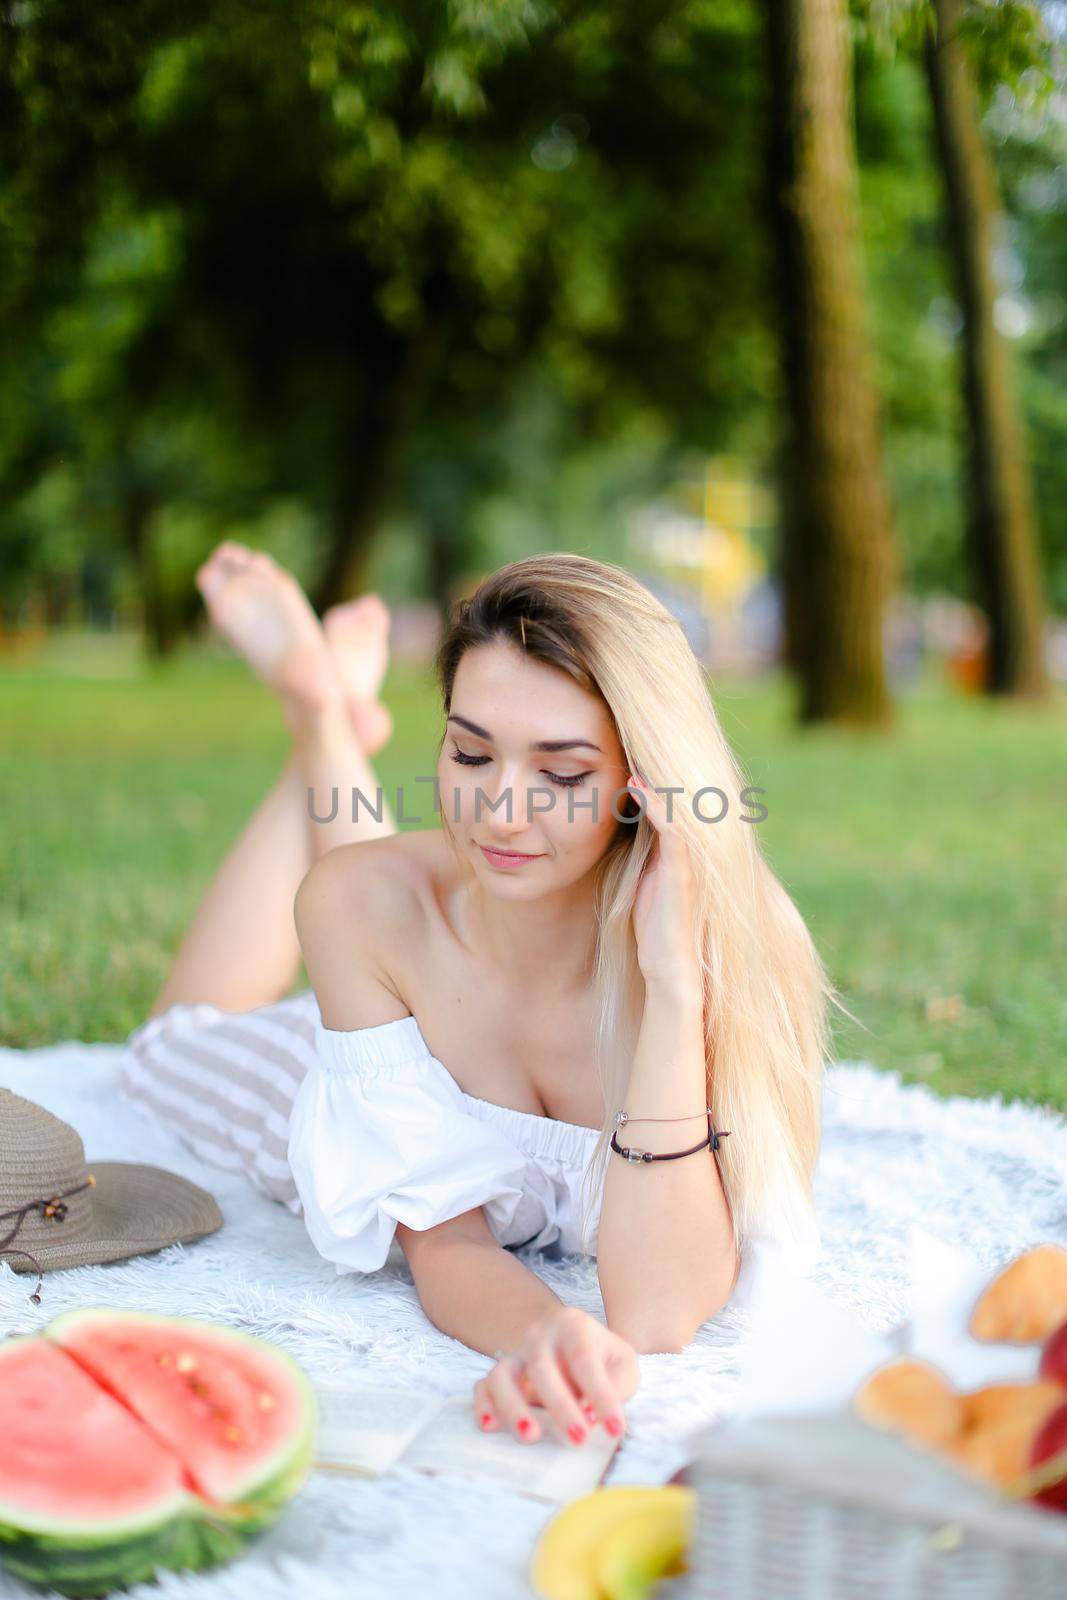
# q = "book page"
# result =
<box><xmin>398</xmin><ymin>1396</ymin><xmax>621</xmax><ymax>1505</ymax></box>
<box><xmin>314</xmin><ymin>1383</ymin><xmax>449</xmax><ymax>1476</ymax></box>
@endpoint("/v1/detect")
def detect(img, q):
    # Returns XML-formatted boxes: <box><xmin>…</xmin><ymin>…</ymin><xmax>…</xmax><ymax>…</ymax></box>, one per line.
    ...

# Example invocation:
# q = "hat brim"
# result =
<box><xmin>6</xmin><ymin>1161</ymin><xmax>223</xmax><ymax>1273</ymax></box>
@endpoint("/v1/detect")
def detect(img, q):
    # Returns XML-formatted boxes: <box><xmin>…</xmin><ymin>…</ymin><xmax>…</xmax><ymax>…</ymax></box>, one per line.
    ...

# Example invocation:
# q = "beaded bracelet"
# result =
<box><xmin>610</xmin><ymin>1113</ymin><xmax>730</xmax><ymax>1164</ymax></box>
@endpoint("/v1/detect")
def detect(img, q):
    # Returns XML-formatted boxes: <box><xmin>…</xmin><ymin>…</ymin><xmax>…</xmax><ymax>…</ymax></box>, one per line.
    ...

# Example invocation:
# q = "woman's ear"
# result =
<box><xmin>613</xmin><ymin>791</ymin><xmax>641</xmax><ymax>833</ymax></box>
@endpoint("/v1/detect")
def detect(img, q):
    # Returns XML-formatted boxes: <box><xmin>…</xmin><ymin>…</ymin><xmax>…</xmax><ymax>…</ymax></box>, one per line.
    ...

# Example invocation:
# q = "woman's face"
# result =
<box><xmin>437</xmin><ymin>641</ymin><xmax>633</xmax><ymax>894</ymax></box>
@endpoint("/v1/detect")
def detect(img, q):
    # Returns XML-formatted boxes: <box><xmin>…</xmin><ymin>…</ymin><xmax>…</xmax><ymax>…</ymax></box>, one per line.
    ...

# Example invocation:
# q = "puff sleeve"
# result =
<box><xmin>286</xmin><ymin>1013</ymin><xmax>530</xmax><ymax>1274</ymax></box>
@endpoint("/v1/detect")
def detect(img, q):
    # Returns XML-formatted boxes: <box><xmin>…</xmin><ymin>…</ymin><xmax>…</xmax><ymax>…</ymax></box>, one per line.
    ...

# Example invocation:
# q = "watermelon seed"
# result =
<box><xmin>176</xmin><ymin>1353</ymin><xmax>197</xmax><ymax>1373</ymax></box>
<box><xmin>157</xmin><ymin>1353</ymin><xmax>171</xmax><ymax>1367</ymax></box>
<box><xmin>224</xmin><ymin>1426</ymin><xmax>245</xmax><ymax>1443</ymax></box>
<box><xmin>257</xmin><ymin>1392</ymin><xmax>275</xmax><ymax>1411</ymax></box>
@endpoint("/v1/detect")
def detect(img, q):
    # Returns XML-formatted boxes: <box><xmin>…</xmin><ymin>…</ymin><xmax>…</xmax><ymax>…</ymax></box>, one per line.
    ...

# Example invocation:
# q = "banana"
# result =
<box><xmin>591</xmin><ymin>1494</ymin><xmax>695</xmax><ymax>1600</ymax></box>
<box><xmin>529</xmin><ymin>1485</ymin><xmax>693</xmax><ymax>1600</ymax></box>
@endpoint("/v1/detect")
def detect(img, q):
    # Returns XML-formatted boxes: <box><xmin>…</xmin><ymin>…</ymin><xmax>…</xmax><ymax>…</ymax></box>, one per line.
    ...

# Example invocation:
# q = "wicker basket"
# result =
<box><xmin>673</xmin><ymin>1409</ymin><xmax>1067</xmax><ymax>1600</ymax></box>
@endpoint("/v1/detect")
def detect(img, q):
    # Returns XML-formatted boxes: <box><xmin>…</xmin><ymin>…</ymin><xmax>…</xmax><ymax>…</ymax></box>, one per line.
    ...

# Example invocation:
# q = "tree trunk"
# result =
<box><xmin>122</xmin><ymin>482</ymin><xmax>175</xmax><ymax>657</ymax></box>
<box><xmin>425</xmin><ymin>512</ymin><xmax>468</xmax><ymax>613</ymax></box>
<box><xmin>763</xmin><ymin>0</ymin><xmax>898</xmax><ymax>726</ymax></box>
<box><xmin>923</xmin><ymin>0</ymin><xmax>1049</xmax><ymax>700</ymax></box>
<box><xmin>42</xmin><ymin>571</ymin><xmax>75</xmax><ymax>628</ymax></box>
<box><xmin>313</xmin><ymin>316</ymin><xmax>448</xmax><ymax>612</ymax></box>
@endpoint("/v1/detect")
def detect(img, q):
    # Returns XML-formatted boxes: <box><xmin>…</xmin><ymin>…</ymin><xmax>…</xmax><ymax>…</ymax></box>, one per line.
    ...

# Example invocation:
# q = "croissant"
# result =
<box><xmin>945</xmin><ymin>1381</ymin><xmax>1065</xmax><ymax>1486</ymax></box>
<box><xmin>853</xmin><ymin>1358</ymin><xmax>964</xmax><ymax>1450</ymax></box>
<box><xmin>970</xmin><ymin>1244</ymin><xmax>1067</xmax><ymax>1344</ymax></box>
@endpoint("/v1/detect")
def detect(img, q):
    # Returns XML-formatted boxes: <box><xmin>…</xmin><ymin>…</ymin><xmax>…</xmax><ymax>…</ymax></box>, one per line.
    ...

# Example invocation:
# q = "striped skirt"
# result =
<box><xmin>120</xmin><ymin>989</ymin><xmax>322</xmax><ymax>1213</ymax></box>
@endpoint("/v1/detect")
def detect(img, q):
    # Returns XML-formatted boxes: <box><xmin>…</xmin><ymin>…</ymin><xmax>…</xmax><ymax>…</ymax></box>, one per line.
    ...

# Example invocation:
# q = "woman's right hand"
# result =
<box><xmin>473</xmin><ymin>1306</ymin><xmax>640</xmax><ymax>1446</ymax></box>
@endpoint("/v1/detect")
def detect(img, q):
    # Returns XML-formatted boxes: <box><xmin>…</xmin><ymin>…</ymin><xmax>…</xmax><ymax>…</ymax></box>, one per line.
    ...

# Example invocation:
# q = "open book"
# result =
<box><xmin>312</xmin><ymin>1382</ymin><xmax>622</xmax><ymax>1505</ymax></box>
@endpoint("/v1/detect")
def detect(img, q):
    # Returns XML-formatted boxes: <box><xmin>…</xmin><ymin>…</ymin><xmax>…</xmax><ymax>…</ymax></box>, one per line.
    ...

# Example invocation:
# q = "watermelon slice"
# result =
<box><xmin>0</xmin><ymin>1310</ymin><xmax>317</xmax><ymax>1596</ymax></box>
<box><xmin>46</xmin><ymin>1308</ymin><xmax>315</xmax><ymax>1511</ymax></box>
<box><xmin>0</xmin><ymin>1338</ymin><xmax>191</xmax><ymax>1539</ymax></box>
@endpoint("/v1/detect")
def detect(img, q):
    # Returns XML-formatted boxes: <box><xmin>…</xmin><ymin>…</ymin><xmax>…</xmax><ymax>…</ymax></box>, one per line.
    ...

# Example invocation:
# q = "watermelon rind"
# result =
<box><xmin>0</xmin><ymin>1507</ymin><xmax>251</xmax><ymax>1598</ymax></box>
<box><xmin>0</xmin><ymin>1484</ymin><xmax>194</xmax><ymax>1547</ymax></box>
<box><xmin>43</xmin><ymin>1307</ymin><xmax>318</xmax><ymax>1507</ymax></box>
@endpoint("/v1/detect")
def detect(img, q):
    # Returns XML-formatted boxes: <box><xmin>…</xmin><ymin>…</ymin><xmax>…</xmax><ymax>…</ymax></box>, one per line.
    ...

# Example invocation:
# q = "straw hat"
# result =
<box><xmin>0</xmin><ymin>1088</ymin><xmax>222</xmax><ymax>1299</ymax></box>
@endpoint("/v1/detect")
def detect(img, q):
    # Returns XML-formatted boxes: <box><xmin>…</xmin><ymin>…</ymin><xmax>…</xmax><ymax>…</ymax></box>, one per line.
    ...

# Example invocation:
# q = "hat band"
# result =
<box><xmin>0</xmin><ymin>1176</ymin><xmax>97</xmax><ymax>1305</ymax></box>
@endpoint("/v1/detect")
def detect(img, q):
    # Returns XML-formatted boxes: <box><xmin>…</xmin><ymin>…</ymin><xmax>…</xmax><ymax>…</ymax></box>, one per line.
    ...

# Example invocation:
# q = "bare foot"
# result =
<box><xmin>323</xmin><ymin>595</ymin><xmax>394</xmax><ymax>757</ymax></box>
<box><xmin>195</xmin><ymin>542</ymin><xmax>342</xmax><ymax>728</ymax></box>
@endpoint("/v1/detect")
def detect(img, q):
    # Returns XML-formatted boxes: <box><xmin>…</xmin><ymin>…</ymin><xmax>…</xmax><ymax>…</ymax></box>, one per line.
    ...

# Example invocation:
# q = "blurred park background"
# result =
<box><xmin>1</xmin><ymin>0</ymin><xmax>1065</xmax><ymax>1110</ymax></box>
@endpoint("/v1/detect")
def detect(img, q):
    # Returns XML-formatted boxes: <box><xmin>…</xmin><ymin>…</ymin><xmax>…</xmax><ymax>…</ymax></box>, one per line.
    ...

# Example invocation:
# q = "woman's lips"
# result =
<box><xmin>478</xmin><ymin>844</ymin><xmax>544</xmax><ymax>869</ymax></box>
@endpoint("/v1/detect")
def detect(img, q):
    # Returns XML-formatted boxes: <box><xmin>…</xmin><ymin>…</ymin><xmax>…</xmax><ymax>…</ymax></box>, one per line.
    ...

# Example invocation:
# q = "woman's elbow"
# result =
<box><xmin>606</xmin><ymin>1264</ymin><xmax>740</xmax><ymax>1354</ymax></box>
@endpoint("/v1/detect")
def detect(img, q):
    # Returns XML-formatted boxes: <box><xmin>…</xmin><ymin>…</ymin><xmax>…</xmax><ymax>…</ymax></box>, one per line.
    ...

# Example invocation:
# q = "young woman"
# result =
<box><xmin>121</xmin><ymin>540</ymin><xmax>836</xmax><ymax>1452</ymax></box>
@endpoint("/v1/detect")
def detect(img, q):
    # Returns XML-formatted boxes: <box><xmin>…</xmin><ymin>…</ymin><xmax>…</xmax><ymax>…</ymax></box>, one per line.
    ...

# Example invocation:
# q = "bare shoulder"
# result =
<box><xmin>292</xmin><ymin>831</ymin><xmax>450</xmax><ymax>1030</ymax></box>
<box><xmin>295</xmin><ymin>830</ymin><xmax>449</xmax><ymax>921</ymax></box>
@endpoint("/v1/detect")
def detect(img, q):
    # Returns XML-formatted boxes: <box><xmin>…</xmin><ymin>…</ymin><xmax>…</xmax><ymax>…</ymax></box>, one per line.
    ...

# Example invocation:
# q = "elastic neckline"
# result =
<box><xmin>320</xmin><ymin>1011</ymin><xmax>603</xmax><ymax>1150</ymax></box>
<box><xmin>460</xmin><ymin>1091</ymin><xmax>600</xmax><ymax>1168</ymax></box>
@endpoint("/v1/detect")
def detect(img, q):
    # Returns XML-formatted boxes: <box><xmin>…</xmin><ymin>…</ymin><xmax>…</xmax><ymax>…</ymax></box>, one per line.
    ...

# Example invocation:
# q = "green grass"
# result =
<box><xmin>2</xmin><ymin>635</ymin><xmax>1065</xmax><ymax>1114</ymax></box>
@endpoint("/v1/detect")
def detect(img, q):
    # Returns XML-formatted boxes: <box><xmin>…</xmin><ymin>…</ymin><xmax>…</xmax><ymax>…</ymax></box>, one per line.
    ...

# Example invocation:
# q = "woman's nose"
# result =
<box><xmin>484</xmin><ymin>767</ymin><xmax>545</xmax><ymax>828</ymax></box>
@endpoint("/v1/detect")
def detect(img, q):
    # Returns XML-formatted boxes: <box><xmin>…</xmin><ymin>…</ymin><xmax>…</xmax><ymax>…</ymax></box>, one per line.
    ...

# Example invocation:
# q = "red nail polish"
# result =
<box><xmin>568</xmin><ymin>1424</ymin><xmax>587</xmax><ymax>1444</ymax></box>
<box><xmin>582</xmin><ymin>1402</ymin><xmax>597</xmax><ymax>1423</ymax></box>
<box><xmin>517</xmin><ymin>1417</ymin><xmax>533</xmax><ymax>1437</ymax></box>
<box><xmin>606</xmin><ymin>1415</ymin><xmax>624</xmax><ymax>1437</ymax></box>
<box><xmin>480</xmin><ymin>1412</ymin><xmax>493</xmax><ymax>1429</ymax></box>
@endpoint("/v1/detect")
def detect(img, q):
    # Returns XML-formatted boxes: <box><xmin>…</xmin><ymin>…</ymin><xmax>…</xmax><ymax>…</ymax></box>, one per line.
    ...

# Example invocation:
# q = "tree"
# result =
<box><xmin>1</xmin><ymin>2</ymin><xmax>781</xmax><ymax>621</ymax></box>
<box><xmin>922</xmin><ymin>0</ymin><xmax>1051</xmax><ymax>698</ymax></box>
<box><xmin>763</xmin><ymin>0</ymin><xmax>899</xmax><ymax>725</ymax></box>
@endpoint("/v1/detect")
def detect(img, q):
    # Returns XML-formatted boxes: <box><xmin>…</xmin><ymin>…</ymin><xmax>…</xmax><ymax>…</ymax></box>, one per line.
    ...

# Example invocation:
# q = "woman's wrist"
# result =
<box><xmin>642</xmin><ymin>965</ymin><xmax>704</xmax><ymax>1011</ymax></box>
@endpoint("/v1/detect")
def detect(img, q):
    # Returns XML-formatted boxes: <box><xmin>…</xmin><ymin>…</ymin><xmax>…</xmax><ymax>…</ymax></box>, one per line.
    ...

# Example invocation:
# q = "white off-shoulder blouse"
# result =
<box><xmin>287</xmin><ymin>1013</ymin><xmax>602</xmax><ymax>1271</ymax></box>
<box><xmin>285</xmin><ymin>1010</ymin><xmax>823</xmax><ymax>1306</ymax></box>
<box><xmin>122</xmin><ymin>990</ymin><xmax>822</xmax><ymax>1308</ymax></box>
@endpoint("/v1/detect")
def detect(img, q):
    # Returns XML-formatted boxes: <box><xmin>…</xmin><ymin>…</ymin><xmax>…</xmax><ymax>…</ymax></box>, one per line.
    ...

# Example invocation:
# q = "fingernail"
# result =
<box><xmin>568</xmin><ymin>1423</ymin><xmax>587</xmax><ymax>1444</ymax></box>
<box><xmin>606</xmin><ymin>1415</ymin><xmax>624</xmax><ymax>1437</ymax></box>
<box><xmin>517</xmin><ymin>1416</ymin><xmax>534</xmax><ymax>1438</ymax></box>
<box><xmin>479</xmin><ymin>1411</ymin><xmax>494</xmax><ymax>1430</ymax></box>
<box><xmin>582</xmin><ymin>1402</ymin><xmax>598</xmax><ymax>1423</ymax></box>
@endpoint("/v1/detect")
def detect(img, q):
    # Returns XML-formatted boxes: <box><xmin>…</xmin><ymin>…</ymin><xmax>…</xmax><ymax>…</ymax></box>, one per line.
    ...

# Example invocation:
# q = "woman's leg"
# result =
<box><xmin>147</xmin><ymin>543</ymin><xmax>398</xmax><ymax>1018</ymax></box>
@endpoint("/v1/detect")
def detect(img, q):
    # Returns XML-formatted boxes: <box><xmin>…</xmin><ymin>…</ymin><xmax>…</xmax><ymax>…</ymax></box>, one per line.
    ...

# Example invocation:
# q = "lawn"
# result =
<box><xmin>2</xmin><ymin>632</ymin><xmax>1065</xmax><ymax>1113</ymax></box>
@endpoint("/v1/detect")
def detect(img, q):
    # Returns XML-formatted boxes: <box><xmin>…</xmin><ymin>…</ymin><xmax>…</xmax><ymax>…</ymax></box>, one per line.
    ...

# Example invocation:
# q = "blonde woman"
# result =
<box><xmin>122</xmin><ymin>541</ymin><xmax>837</xmax><ymax>1451</ymax></box>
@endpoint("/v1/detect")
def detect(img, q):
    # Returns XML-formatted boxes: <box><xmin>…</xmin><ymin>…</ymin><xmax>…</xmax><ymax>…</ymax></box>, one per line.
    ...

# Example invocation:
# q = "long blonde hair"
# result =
<box><xmin>433</xmin><ymin>553</ymin><xmax>842</xmax><ymax>1266</ymax></box>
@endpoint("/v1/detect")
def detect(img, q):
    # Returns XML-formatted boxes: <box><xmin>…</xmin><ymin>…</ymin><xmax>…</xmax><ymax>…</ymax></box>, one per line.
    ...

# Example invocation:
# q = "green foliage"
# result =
<box><xmin>853</xmin><ymin>38</ymin><xmax>966</xmax><ymax>592</ymax></box>
<box><xmin>956</xmin><ymin>1</ymin><xmax>1058</xmax><ymax>102</ymax></box>
<box><xmin>853</xmin><ymin>0</ymin><xmax>1058</xmax><ymax>101</ymax></box>
<box><xmin>998</xmin><ymin>169</ymin><xmax>1067</xmax><ymax>609</ymax></box>
<box><xmin>1</xmin><ymin>0</ymin><xmax>784</xmax><ymax>618</ymax></box>
<box><xmin>0</xmin><ymin>0</ymin><xmax>1064</xmax><ymax>615</ymax></box>
<box><xmin>849</xmin><ymin>0</ymin><xmax>1067</xmax><ymax>609</ymax></box>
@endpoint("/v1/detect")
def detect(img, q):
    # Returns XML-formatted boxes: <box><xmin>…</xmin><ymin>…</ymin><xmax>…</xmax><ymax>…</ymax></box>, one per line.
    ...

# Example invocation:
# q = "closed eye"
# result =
<box><xmin>449</xmin><ymin>748</ymin><xmax>592</xmax><ymax>789</ymax></box>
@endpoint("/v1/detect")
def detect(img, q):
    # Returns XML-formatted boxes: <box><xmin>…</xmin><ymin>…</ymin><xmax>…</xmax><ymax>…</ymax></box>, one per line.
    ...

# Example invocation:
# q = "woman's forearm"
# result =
<box><xmin>597</xmin><ymin>976</ymin><xmax>738</xmax><ymax>1352</ymax></box>
<box><xmin>405</xmin><ymin>1230</ymin><xmax>564</xmax><ymax>1355</ymax></box>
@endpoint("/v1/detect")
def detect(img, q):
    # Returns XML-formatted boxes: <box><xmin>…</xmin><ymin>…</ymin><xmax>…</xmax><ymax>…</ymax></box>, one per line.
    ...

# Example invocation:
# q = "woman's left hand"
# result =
<box><xmin>473</xmin><ymin>1307</ymin><xmax>640</xmax><ymax>1446</ymax></box>
<box><xmin>628</xmin><ymin>773</ymin><xmax>702</xmax><ymax>992</ymax></box>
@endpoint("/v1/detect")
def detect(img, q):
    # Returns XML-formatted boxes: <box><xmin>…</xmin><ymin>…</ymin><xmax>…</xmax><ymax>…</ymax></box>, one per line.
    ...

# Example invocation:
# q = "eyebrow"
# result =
<box><xmin>447</xmin><ymin>714</ymin><xmax>603</xmax><ymax>754</ymax></box>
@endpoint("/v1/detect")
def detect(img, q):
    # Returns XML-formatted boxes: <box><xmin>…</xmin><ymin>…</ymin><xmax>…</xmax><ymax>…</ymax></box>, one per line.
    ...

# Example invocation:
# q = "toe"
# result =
<box><xmin>325</xmin><ymin>594</ymin><xmax>391</xmax><ymax>633</ymax></box>
<box><xmin>195</xmin><ymin>562</ymin><xmax>225</xmax><ymax>600</ymax></box>
<box><xmin>217</xmin><ymin>540</ymin><xmax>254</xmax><ymax>565</ymax></box>
<box><xmin>199</xmin><ymin>546</ymin><xmax>227</xmax><ymax>574</ymax></box>
<box><xmin>252</xmin><ymin>550</ymin><xmax>299</xmax><ymax>587</ymax></box>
